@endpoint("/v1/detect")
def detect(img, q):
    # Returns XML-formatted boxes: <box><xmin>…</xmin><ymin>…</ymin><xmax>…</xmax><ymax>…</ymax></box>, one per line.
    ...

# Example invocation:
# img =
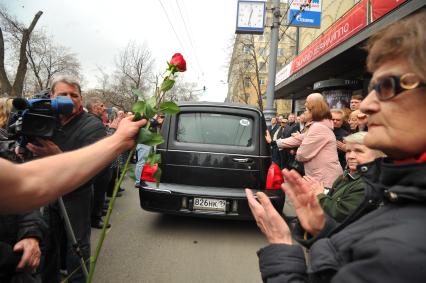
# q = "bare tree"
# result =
<box><xmin>0</xmin><ymin>6</ymin><xmax>42</xmax><ymax>97</ymax></box>
<box><xmin>86</xmin><ymin>41</ymin><xmax>156</xmax><ymax>111</ymax></box>
<box><xmin>25</xmin><ymin>31</ymin><xmax>80</xmax><ymax>92</ymax></box>
<box><xmin>85</xmin><ymin>65</ymin><xmax>138</xmax><ymax>112</ymax></box>
<box><xmin>228</xmin><ymin>31</ymin><xmax>295</xmax><ymax>110</ymax></box>
<box><xmin>95</xmin><ymin>65</ymin><xmax>110</xmax><ymax>96</ymax></box>
<box><xmin>246</xmin><ymin>35</ymin><xmax>265</xmax><ymax>110</ymax></box>
<box><xmin>163</xmin><ymin>80</ymin><xmax>200</xmax><ymax>102</ymax></box>
<box><xmin>232</xmin><ymin>69</ymin><xmax>251</xmax><ymax>105</ymax></box>
<box><xmin>115</xmin><ymin>41</ymin><xmax>154</xmax><ymax>101</ymax></box>
<box><xmin>227</xmin><ymin>34</ymin><xmax>264</xmax><ymax>109</ymax></box>
<box><xmin>226</xmin><ymin>1</ymin><xmax>297</xmax><ymax>110</ymax></box>
<box><xmin>89</xmin><ymin>41</ymin><xmax>198</xmax><ymax>111</ymax></box>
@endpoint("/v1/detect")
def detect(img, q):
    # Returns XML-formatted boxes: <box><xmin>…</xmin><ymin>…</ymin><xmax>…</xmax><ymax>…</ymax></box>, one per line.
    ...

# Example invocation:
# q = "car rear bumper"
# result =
<box><xmin>138</xmin><ymin>183</ymin><xmax>285</xmax><ymax>220</ymax></box>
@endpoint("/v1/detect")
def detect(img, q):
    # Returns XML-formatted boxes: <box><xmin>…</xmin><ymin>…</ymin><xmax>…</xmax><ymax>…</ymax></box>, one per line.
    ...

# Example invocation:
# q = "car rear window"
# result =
<box><xmin>177</xmin><ymin>112</ymin><xmax>253</xmax><ymax>147</ymax></box>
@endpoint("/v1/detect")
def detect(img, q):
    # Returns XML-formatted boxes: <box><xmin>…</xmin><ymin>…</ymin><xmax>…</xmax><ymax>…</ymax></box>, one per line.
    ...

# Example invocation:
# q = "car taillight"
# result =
<box><xmin>265</xmin><ymin>162</ymin><xmax>284</xmax><ymax>190</ymax></box>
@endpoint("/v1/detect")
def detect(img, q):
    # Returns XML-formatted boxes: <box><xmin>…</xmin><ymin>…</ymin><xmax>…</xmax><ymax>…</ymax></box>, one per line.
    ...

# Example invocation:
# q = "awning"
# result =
<box><xmin>275</xmin><ymin>0</ymin><xmax>425</xmax><ymax>100</ymax></box>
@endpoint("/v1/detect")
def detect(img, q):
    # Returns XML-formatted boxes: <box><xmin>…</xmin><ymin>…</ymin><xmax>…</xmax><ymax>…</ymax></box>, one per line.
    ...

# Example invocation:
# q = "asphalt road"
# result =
<box><xmin>90</xmin><ymin>175</ymin><xmax>269</xmax><ymax>283</ymax></box>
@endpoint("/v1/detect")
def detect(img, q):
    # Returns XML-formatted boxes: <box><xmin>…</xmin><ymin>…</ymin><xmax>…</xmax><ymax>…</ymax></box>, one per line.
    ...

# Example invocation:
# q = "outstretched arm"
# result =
<box><xmin>0</xmin><ymin>116</ymin><xmax>146</xmax><ymax>214</ymax></box>
<box><xmin>276</xmin><ymin>133</ymin><xmax>304</xmax><ymax>149</ymax></box>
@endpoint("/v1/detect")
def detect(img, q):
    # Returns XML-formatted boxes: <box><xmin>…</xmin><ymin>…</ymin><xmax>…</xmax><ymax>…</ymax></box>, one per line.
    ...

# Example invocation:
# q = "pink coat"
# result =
<box><xmin>276</xmin><ymin>119</ymin><xmax>342</xmax><ymax>187</ymax></box>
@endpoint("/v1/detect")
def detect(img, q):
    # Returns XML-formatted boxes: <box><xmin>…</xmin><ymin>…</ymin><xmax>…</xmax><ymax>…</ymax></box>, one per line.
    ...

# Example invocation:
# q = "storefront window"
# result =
<box><xmin>323</xmin><ymin>90</ymin><xmax>352</xmax><ymax>109</ymax></box>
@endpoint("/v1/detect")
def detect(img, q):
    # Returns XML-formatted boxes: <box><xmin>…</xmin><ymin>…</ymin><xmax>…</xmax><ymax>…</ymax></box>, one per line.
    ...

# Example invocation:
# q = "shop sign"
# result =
<box><xmin>276</xmin><ymin>62</ymin><xmax>293</xmax><ymax>85</ymax></box>
<box><xmin>287</xmin><ymin>0</ymin><xmax>323</xmax><ymax>28</ymax></box>
<box><xmin>276</xmin><ymin>0</ymin><xmax>367</xmax><ymax>85</ymax></box>
<box><xmin>291</xmin><ymin>0</ymin><xmax>366</xmax><ymax>74</ymax></box>
<box><xmin>313</xmin><ymin>79</ymin><xmax>362</xmax><ymax>90</ymax></box>
<box><xmin>371</xmin><ymin>0</ymin><xmax>407</xmax><ymax>21</ymax></box>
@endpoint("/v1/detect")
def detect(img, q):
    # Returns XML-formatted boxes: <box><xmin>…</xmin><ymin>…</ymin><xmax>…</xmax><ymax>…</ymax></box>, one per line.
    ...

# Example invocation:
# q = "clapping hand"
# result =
<box><xmin>303</xmin><ymin>175</ymin><xmax>325</xmax><ymax>195</ymax></box>
<box><xmin>245</xmin><ymin>189</ymin><xmax>292</xmax><ymax>244</ymax></box>
<box><xmin>282</xmin><ymin>170</ymin><xmax>325</xmax><ymax>237</ymax></box>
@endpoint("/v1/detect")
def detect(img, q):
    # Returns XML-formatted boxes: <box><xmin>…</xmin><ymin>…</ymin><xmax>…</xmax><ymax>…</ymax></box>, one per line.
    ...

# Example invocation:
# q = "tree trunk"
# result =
<box><xmin>11</xmin><ymin>11</ymin><xmax>43</xmax><ymax>97</ymax></box>
<box><xmin>0</xmin><ymin>27</ymin><xmax>12</xmax><ymax>95</ymax></box>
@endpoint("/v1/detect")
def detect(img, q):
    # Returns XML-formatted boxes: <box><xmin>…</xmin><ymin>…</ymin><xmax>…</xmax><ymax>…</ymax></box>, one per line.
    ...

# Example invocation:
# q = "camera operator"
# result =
<box><xmin>24</xmin><ymin>78</ymin><xmax>106</xmax><ymax>283</ymax></box>
<box><xmin>0</xmin><ymin>115</ymin><xmax>146</xmax><ymax>214</ymax></box>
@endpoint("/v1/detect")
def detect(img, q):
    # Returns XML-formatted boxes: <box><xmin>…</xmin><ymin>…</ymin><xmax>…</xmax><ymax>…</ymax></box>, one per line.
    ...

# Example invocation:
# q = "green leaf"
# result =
<box><xmin>145</xmin><ymin>104</ymin><xmax>156</xmax><ymax>119</ymax></box>
<box><xmin>144</xmin><ymin>133</ymin><xmax>164</xmax><ymax>146</ymax></box>
<box><xmin>147</xmin><ymin>95</ymin><xmax>157</xmax><ymax>108</ymax></box>
<box><xmin>132</xmin><ymin>88</ymin><xmax>144</xmax><ymax>99</ymax></box>
<box><xmin>146</xmin><ymin>153</ymin><xmax>161</xmax><ymax>165</ymax></box>
<box><xmin>132</xmin><ymin>101</ymin><xmax>146</xmax><ymax>114</ymax></box>
<box><xmin>137</xmin><ymin>128</ymin><xmax>154</xmax><ymax>144</ymax></box>
<box><xmin>144</xmin><ymin>96</ymin><xmax>157</xmax><ymax>119</ymax></box>
<box><xmin>153</xmin><ymin>167</ymin><xmax>162</xmax><ymax>186</ymax></box>
<box><xmin>160</xmin><ymin>78</ymin><xmax>175</xmax><ymax>92</ymax></box>
<box><xmin>160</xmin><ymin>101</ymin><xmax>180</xmax><ymax>114</ymax></box>
<box><xmin>133</xmin><ymin>112</ymin><xmax>142</xmax><ymax>121</ymax></box>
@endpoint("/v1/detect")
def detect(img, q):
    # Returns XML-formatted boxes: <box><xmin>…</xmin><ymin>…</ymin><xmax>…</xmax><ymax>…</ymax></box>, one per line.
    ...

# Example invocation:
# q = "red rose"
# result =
<box><xmin>169</xmin><ymin>53</ymin><xmax>186</xmax><ymax>72</ymax></box>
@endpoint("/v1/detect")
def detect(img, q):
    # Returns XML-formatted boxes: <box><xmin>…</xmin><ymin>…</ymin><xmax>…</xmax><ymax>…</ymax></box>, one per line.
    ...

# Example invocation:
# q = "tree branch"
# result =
<box><xmin>12</xmin><ymin>11</ymin><xmax>43</xmax><ymax>97</ymax></box>
<box><xmin>0</xmin><ymin>27</ymin><xmax>12</xmax><ymax>94</ymax></box>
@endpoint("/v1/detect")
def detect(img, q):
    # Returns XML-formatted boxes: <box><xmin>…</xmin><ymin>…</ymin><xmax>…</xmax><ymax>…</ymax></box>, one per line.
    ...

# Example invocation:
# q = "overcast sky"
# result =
<box><xmin>3</xmin><ymin>0</ymin><xmax>242</xmax><ymax>102</ymax></box>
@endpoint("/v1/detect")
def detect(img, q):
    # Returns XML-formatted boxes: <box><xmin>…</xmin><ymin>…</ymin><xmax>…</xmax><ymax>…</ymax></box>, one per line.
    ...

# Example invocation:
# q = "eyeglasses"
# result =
<box><xmin>368</xmin><ymin>73</ymin><xmax>426</xmax><ymax>101</ymax></box>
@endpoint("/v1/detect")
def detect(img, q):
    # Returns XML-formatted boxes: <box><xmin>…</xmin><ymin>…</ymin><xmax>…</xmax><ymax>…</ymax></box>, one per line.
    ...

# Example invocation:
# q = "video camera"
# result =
<box><xmin>8</xmin><ymin>91</ymin><xmax>74</xmax><ymax>139</ymax></box>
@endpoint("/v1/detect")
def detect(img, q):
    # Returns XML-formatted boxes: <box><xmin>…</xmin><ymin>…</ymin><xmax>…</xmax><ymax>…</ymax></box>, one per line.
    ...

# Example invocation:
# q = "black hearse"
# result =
<box><xmin>138</xmin><ymin>102</ymin><xmax>284</xmax><ymax>219</ymax></box>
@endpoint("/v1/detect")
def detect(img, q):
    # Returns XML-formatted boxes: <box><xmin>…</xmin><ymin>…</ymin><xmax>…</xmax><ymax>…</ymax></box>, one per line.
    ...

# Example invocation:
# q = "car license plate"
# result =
<box><xmin>193</xmin><ymin>197</ymin><xmax>226</xmax><ymax>212</ymax></box>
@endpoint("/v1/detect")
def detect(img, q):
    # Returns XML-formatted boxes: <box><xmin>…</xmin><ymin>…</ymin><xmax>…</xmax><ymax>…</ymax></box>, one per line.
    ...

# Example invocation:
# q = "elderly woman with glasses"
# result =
<box><xmin>246</xmin><ymin>8</ymin><xmax>426</xmax><ymax>283</ymax></box>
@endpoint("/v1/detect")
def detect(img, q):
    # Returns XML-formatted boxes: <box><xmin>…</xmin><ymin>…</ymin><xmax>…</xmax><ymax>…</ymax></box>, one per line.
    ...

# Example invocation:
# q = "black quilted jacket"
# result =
<box><xmin>257</xmin><ymin>157</ymin><xmax>426</xmax><ymax>283</ymax></box>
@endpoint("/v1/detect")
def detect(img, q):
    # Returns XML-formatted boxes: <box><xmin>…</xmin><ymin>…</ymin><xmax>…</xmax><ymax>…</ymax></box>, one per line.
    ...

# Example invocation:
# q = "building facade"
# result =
<box><xmin>275</xmin><ymin>0</ymin><xmax>424</xmax><ymax>114</ymax></box>
<box><xmin>226</xmin><ymin>0</ymin><xmax>296</xmax><ymax>116</ymax></box>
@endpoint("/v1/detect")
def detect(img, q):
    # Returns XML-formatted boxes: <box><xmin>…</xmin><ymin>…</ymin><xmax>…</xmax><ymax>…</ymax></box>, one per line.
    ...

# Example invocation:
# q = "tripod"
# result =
<box><xmin>58</xmin><ymin>197</ymin><xmax>89</xmax><ymax>279</ymax></box>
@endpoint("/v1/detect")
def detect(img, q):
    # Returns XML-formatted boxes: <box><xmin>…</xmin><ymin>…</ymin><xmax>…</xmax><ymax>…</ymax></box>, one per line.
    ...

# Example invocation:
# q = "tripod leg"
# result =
<box><xmin>58</xmin><ymin>197</ymin><xmax>89</xmax><ymax>279</ymax></box>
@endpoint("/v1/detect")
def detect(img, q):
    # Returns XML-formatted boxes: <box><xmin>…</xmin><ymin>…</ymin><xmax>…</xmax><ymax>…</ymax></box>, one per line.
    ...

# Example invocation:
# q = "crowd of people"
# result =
<box><xmin>267</xmin><ymin>91</ymin><xmax>367</xmax><ymax>185</ymax></box>
<box><xmin>0</xmin><ymin>7</ymin><xmax>424</xmax><ymax>283</ymax></box>
<box><xmin>248</xmin><ymin>8</ymin><xmax>426</xmax><ymax>282</ymax></box>
<box><xmin>0</xmin><ymin>79</ymin><xmax>147</xmax><ymax>282</ymax></box>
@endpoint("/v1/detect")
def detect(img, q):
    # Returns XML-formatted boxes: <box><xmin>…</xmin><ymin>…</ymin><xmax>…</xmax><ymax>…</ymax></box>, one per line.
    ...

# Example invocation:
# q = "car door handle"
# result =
<box><xmin>232</xmin><ymin>158</ymin><xmax>252</xmax><ymax>163</ymax></box>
